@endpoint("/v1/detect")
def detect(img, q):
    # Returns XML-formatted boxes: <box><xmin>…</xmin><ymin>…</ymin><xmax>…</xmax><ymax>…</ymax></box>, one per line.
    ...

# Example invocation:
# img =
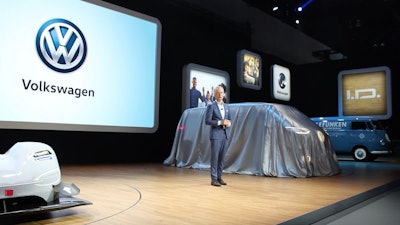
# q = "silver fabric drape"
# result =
<box><xmin>164</xmin><ymin>103</ymin><xmax>340</xmax><ymax>177</ymax></box>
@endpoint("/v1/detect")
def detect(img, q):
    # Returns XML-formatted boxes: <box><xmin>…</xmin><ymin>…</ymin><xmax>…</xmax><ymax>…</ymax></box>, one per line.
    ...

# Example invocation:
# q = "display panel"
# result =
<box><xmin>237</xmin><ymin>49</ymin><xmax>262</xmax><ymax>90</ymax></box>
<box><xmin>270</xmin><ymin>64</ymin><xmax>291</xmax><ymax>101</ymax></box>
<box><xmin>0</xmin><ymin>0</ymin><xmax>161</xmax><ymax>133</ymax></box>
<box><xmin>182</xmin><ymin>63</ymin><xmax>229</xmax><ymax>111</ymax></box>
<box><xmin>338</xmin><ymin>66</ymin><xmax>391</xmax><ymax>120</ymax></box>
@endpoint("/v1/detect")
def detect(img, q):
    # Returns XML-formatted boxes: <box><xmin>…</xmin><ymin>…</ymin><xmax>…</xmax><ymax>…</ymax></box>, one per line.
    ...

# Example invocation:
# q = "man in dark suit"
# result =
<box><xmin>205</xmin><ymin>85</ymin><xmax>231</xmax><ymax>187</ymax></box>
<box><xmin>189</xmin><ymin>77</ymin><xmax>204</xmax><ymax>108</ymax></box>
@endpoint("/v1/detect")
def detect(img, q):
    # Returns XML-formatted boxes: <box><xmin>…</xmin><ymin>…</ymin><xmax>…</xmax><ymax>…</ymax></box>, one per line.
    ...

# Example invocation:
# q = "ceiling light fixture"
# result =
<box><xmin>296</xmin><ymin>0</ymin><xmax>314</xmax><ymax>12</ymax></box>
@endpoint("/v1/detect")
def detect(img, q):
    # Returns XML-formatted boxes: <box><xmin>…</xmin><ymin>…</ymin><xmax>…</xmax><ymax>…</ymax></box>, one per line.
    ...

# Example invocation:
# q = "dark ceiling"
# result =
<box><xmin>243</xmin><ymin>0</ymin><xmax>400</xmax><ymax>62</ymax></box>
<box><xmin>107</xmin><ymin>0</ymin><xmax>400</xmax><ymax>64</ymax></box>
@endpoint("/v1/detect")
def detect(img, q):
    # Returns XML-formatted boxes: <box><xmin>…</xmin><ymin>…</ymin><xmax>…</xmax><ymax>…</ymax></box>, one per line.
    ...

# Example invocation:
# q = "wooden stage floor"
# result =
<box><xmin>3</xmin><ymin>155</ymin><xmax>400</xmax><ymax>225</ymax></box>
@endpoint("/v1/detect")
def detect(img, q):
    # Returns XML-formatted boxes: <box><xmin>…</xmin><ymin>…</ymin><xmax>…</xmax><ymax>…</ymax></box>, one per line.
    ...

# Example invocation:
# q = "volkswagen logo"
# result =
<box><xmin>278</xmin><ymin>73</ymin><xmax>287</xmax><ymax>89</ymax></box>
<box><xmin>36</xmin><ymin>18</ymin><xmax>87</xmax><ymax>73</ymax></box>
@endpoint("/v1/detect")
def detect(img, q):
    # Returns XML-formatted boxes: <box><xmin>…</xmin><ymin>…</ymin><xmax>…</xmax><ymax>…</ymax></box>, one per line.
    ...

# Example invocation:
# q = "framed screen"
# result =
<box><xmin>0</xmin><ymin>0</ymin><xmax>161</xmax><ymax>133</ymax></box>
<box><xmin>338</xmin><ymin>66</ymin><xmax>392</xmax><ymax>119</ymax></box>
<box><xmin>237</xmin><ymin>49</ymin><xmax>262</xmax><ymax>90</ymax></box>
<box><xmin>270</xmin><ymin>64</ymin><xmax>291</xmax><ymax>101</ymax></box>
<box><xmin>182</xmin><ymin>63</ymin><xmax>229</xmax><ymax>111</ymax></box>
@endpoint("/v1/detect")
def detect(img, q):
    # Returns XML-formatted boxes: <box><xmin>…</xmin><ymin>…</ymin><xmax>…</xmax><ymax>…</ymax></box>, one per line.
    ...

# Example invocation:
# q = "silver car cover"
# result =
<box><xmin>164</xmin><ymin>102</ymin><xmax>340</xmax><ymax>177</ymax></box>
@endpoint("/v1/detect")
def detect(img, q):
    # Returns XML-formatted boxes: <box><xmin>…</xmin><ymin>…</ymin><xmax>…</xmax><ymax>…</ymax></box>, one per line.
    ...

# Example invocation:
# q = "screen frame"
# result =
<box><xmin>182</xmin><ymin>63</ymin><xmax>230</xmax><ymax>111</ymax></box>
<box><xmin>236</xmin><ymin>49</ymin><xmax>262</xmax><ymax>90</ymax></box>
<box><xmin>338</xmin><ymin>66</ymin><xmax>392</xmax><ymax>120</ymax></box>
<box><xmin>0</xmin><ymin>0</ymin><xmax>162</xmax><ymax>133</ymax></box>
<box><xmin>270</xmin><ymin>64</ymin><xmax>291</xmax><ymax>101</ymax></box>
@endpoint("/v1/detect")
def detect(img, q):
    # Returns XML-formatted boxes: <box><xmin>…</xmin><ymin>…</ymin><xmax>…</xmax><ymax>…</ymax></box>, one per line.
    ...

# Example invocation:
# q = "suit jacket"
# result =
<box><xmin>205</xmin><ymin>101</ymin><xmax>231</xmax><ymax>140</ymax></box>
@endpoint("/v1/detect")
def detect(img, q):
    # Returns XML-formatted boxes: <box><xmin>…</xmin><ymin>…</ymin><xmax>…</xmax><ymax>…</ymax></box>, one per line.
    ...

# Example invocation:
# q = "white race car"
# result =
<box><xmin>0</xmin><ymin>141</ymin><xmax>91</xmax><ymax>216</ymax></box>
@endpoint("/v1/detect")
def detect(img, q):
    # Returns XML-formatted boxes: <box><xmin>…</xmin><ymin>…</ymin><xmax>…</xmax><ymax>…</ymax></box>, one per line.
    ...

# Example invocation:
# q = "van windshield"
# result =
<box><xmin>352</xmin><ymin>121</ymin><xmax>370</xmax><ymax>130</ymax></box>
<box><xmin>352</xmin><ymin>121</ymin><xmax>385</xmax><ymax>130</ymax></box>
<box><xmin>372</xmin><ymin>121</ymin><xmax>386</xmax><ymax>130</ymax></box>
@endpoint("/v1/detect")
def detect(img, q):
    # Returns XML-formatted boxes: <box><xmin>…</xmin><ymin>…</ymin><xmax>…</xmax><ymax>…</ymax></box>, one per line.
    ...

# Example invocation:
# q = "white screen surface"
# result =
<box><xmin>0</xmin><ymin>0</ymin><xmax>161</xmax><ymax>133</ymax></box>
<box><xmin>271</xmin><ymin>64</ymin><xmax>291</xmax><ymax>101</ymax></box>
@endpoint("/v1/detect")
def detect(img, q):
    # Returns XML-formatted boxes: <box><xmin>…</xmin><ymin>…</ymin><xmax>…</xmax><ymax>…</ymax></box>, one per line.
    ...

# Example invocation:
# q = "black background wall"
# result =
<box><xmin>0</xmin><ymin>1</ymin><xmax>398</xmax><ymax>164</ymax></box>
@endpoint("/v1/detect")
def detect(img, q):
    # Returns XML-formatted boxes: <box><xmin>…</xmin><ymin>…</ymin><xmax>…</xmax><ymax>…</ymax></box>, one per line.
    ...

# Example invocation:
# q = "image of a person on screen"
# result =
<box><xmin>243</xmin><ymin>61</ymin><xmax>256</xmax><ymax>85</ymax></box>
<box><xmin>189</xmin><ymin>77</ymin><xmax>204</xmax><ymax>108</ymax></box>
<box><xmin>201</xmin><ymin>86</ymin><xmax>214</xmax><ymax>107</ymax></box>
<box><xmin>253</xmin><ymin>57</ymin><xmax>260</xmax><ymax>85</ymax></box>
<box><xmin>205</xmin><ymin>85</ymin><xmax>231</xmax><ymax>187</ymax></box>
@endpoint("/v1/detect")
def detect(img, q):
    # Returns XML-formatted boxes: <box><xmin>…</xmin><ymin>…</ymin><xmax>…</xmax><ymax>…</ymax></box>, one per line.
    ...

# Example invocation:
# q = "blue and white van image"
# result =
<box><xmin>310</xmin><ymin>116</ymin><xmax>392</xmax><ymax>161</ymax></box>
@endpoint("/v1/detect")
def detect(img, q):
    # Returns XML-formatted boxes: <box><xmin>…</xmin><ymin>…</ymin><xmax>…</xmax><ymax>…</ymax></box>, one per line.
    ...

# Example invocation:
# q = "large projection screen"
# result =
<box><xmin>0</xmin><ymin>0</ymin><xmax>161</xmax><ymax>133</ymax></box>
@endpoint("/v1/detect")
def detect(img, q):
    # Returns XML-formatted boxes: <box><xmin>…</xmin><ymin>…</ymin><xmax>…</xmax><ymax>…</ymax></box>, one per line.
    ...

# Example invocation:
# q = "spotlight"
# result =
<box><xmin>296</xmin><ymin>0</ymin><xmax>314</xmax><ymax>12</ymax></box>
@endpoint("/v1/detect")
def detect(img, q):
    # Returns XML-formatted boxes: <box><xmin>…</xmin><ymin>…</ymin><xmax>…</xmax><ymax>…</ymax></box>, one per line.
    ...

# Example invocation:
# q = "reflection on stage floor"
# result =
<box><xmin>2</xmin><ymin>151</ymin><xmax>400</xmax><ymax>225</ymax></box>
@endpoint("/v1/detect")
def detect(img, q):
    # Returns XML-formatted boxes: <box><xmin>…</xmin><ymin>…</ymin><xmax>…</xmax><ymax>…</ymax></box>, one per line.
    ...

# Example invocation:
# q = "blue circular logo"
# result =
<box><xmin>36</xmin><ymin>18</ymin><xmax>87</xmax><ymax>73</ymax></box>
<box><xmin>278</xmin><ymin>73</ymin><xmax>287</xmax><ymax>89</ymax></box>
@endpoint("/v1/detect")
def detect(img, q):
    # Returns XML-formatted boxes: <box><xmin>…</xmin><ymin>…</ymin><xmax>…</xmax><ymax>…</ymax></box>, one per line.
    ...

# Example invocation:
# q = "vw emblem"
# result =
<box><xmin>36</xmin><ymin>18</ymin><xmax>87</xmax><ymax>73</ymax></box>
<box><xmin>278</xmin><ymin>73</ymin><xmax>287</xmax><ymax>89</ymax></box>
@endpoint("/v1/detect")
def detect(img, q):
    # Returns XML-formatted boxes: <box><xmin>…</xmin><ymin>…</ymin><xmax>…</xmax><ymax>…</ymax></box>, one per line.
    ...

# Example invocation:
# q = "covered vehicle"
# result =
<box><xmin>164</xmin><ymin>103</ymin><xmax>340</xmax><ymax>178</ymax></box>
<box><xmin>0</xmin><ymin>141</ymin><xmax>91</xmax><ymax>217</ymax></box>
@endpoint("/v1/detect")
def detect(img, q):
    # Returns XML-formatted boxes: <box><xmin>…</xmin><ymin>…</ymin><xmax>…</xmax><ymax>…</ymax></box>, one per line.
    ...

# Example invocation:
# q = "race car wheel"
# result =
<box><xmin>352</xmin><ymin>147</ymin><xmax>371</xmax><ymax>162</ymax></box>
